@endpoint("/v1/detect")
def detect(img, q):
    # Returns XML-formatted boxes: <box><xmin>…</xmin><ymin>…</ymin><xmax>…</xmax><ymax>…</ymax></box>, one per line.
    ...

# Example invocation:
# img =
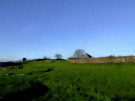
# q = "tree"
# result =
<box><xmin>55</xmin><ymin>54</ymin><xmax>62</xmax><ymax>60</ymax></box>
<box><xmin>43</xmin><ymin>56</ymin><xmax>51</xmax><ymax>60</ymax></box>
<box><xmin>43</xmin><ymin>56</ymin><xmax>49</xmax><ymax>60</ymax></box>
<box><xmin>73</xmin><ymin>49</ymin><xmax>85</xmax><ymax>58</ymax></box>
<box><xmin>22</xmin><ymin>58</ymin><xmax>27</xmax><ymax>62</ymax></box>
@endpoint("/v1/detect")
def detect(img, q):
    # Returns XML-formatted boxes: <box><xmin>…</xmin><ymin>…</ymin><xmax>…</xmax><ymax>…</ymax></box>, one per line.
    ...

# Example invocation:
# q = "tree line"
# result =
<box><xmin>22</xmin><ymin>49</ymin><xmax>86</xmax><ymax>62</ymax></box>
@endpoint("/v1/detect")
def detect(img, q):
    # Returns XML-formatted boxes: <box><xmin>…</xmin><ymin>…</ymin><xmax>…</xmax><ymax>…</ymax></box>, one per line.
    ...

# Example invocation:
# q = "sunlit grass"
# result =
<box><xmin>0</xmin><ymin>61</ymin><xmax>135</xmax><ymax>101</ymax></box>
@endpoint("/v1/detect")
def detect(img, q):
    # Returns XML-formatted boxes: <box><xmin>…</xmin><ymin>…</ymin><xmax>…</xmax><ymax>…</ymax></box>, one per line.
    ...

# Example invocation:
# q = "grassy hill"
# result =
<box><xmin>0</xmin><ymin>60</ymin><xmax>135</xmax><ymax>101</ymax></box>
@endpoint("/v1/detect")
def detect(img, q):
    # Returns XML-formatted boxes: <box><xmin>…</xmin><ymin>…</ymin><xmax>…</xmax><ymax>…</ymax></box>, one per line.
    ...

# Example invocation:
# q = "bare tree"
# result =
<box><xmin>55</xmin><ymin>54</ymin><xmax>62</xmax><ymax>60</ymax></box>
<box><xmin>43</xmin><ymin>56</ymin><xmax>47</xmax><ymax>60</ymax></box>
<box><xmin>43</xmin><ymin>56</ymin><xmax>50</xmax><ymax>60</ymax></box>
<box><xmin>73</xmin><ymin>49</ymin><xmax>85</xmax><ymax>58</ymax></box>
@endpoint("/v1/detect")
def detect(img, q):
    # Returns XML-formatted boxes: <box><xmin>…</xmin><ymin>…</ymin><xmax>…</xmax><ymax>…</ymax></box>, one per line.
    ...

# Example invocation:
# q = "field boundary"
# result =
<box><xmin>68</xmin><ymin>56</ymin><xmax>135</xmax><ymax>63</ymax></box>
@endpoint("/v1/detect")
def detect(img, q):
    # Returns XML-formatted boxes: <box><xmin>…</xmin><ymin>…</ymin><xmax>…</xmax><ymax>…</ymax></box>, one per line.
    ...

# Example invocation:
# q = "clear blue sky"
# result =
<box><xmin>0</xmin><ymin>0</ymin><xmax>135</xmax><ymax>61</ymax></box>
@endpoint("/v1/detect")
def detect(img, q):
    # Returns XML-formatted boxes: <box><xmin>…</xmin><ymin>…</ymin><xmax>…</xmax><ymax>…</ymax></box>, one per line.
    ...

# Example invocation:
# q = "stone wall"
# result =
<box><xmin>68</xmin><ymin>56</ymin><xmax>135</xmax><ymax>63</ymax></box>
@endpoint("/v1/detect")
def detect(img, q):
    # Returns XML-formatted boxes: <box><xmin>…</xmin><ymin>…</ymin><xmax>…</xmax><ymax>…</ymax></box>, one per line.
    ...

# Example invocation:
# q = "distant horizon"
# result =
<box><xmin>1</xmin><ymin>53</ymin><xmax>135</xmax><ymax>62</ymax></box>
<box><xmin>1</xmin><ymin>0</ymin><xmax>135</xmax><ymax>61</ymax></box>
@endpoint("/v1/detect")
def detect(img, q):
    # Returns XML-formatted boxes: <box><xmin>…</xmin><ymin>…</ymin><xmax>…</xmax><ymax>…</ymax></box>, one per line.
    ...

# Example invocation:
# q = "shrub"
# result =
<box><xmin>22</xmin><ymin>58</ymin><xmax>27</xmax><ymax>62</ymax></box>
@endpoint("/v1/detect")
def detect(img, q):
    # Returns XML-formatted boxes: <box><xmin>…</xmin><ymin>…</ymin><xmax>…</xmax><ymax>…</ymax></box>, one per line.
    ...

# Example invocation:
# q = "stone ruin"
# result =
<box><xmin>68</xmin><ymin>54</ymin><xmax>135</xmax><ymax>63</ymax></box>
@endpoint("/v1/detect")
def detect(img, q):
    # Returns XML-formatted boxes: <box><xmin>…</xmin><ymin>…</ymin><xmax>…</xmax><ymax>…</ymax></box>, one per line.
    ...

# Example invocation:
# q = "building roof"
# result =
<box><xmin>85</xmin><ymin>54</ymin><xmax>92</xmax><ymax>58</ymax></box>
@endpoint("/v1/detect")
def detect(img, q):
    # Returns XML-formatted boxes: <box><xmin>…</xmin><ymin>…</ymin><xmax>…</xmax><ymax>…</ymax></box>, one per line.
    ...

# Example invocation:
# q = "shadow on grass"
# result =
<box><xmin>42</xmin><ymin>68</ymin><xmax>53</xmax><ymax>73</ymax></box>
<box><xmin>1</xmin><ymin>82</ymin><xmax>49</xmax><ymax>101</ymax></box>
<box><xmin>0</xmin><ymin>62</ymin><xmax>22</xmax><ymax>67</ymax></box>
<box><xmin>111</xmin><ymin>95</ymin><xmax>135</xmax><ymax>101</ymax></box>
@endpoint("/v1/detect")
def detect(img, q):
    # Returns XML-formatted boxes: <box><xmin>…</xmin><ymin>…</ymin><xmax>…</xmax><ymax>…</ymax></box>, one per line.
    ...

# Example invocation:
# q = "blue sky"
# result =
<box><xmin>0</xmin><ymin>0</ymin><xmax>135</xmax><ymax>61</ymax></box>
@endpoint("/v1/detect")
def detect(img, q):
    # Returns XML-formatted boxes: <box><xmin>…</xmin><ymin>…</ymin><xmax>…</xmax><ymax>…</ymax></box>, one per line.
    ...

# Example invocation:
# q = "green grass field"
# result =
<box><xmin>0</xmin><ymin>60</ymin><xmax>135</xmax><ymax>101</ymax></box>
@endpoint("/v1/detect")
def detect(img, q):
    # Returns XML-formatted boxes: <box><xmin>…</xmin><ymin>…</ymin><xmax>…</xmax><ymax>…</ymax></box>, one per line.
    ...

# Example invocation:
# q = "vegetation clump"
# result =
<box><xmin>22</xmin><ymin>58</ymin><xmax>27</xmax><ymax>62</ymax></box>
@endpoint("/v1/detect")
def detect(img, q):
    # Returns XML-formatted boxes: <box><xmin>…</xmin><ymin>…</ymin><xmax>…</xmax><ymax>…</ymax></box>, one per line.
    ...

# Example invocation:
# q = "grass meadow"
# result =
<box><xmin>0</xmin><ymin>60</ymin><xmax>135</xmax><ymax>101</ymax></box>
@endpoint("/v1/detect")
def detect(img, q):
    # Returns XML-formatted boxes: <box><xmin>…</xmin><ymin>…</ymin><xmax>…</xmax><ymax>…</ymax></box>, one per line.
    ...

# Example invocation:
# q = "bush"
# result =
<box><xmin>22</xmin><ymin>58</ymin><xmax>27</xmax><ymax>62</ymax></box>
